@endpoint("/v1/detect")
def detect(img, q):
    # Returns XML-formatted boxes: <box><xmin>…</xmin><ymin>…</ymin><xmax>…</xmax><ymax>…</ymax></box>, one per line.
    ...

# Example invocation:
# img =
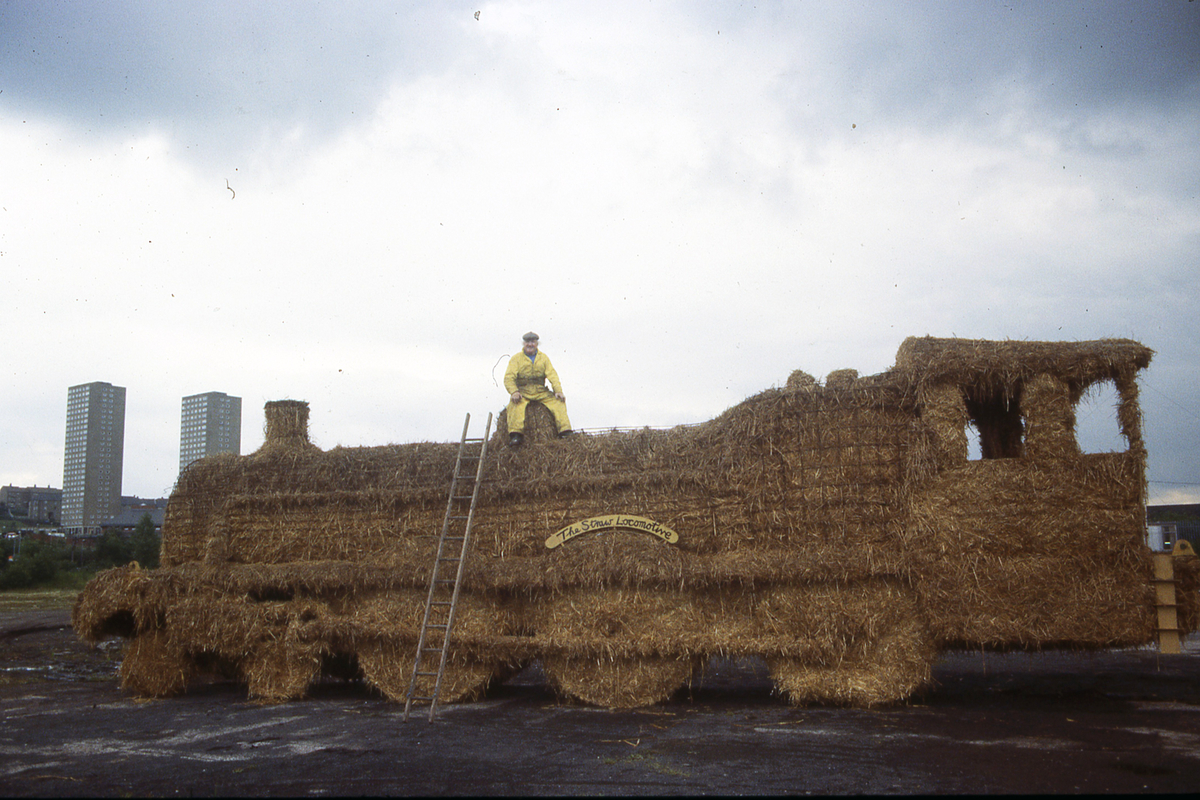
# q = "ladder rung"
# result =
<box><xmin>429</xmin><ymin>600</ymin><xmax>452</xmax><ymax>606</ymax></box>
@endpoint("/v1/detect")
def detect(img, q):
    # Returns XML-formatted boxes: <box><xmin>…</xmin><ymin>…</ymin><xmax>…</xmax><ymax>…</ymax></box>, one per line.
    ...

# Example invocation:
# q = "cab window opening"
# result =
<box><xmin>1075</xmin><ymin>379</ymin><xmax>1127</xmax><ymax>454</ymax></box>
<box><xmin>964</xmin><ymin>386</ymin><xmax>1025</xmax><ymax>460</ymax></box>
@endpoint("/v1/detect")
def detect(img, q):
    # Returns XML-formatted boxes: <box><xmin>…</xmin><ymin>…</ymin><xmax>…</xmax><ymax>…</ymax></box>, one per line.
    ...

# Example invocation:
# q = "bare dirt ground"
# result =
<box><xmin>2</xmin><ymin>609</ymin><xmax>1199</xmax><ymax>796</ymax></box>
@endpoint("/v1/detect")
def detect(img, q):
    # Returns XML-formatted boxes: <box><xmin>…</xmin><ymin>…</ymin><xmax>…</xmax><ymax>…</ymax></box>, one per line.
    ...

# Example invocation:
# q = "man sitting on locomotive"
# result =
<box><xmin>503</xmin><ymin>331</ymin><xmax>573</xmax><ymax>446</ymax></box>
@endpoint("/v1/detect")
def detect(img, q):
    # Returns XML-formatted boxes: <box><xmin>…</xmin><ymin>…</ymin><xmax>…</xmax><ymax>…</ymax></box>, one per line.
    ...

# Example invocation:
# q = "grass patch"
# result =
<box><xmin>600</xmin><ymin>752</ymin><xmax>689</xmax><ymax>777</ymax></box>
<box><xmin>0</xmin><ymin>581</ymin><xmax>91</xmax><ymax>612</ymax></box>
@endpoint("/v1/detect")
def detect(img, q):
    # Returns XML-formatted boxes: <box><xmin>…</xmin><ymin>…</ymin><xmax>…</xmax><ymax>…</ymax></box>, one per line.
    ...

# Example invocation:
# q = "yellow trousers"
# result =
<box><xmin>507</xmin><ymin>386</ymin><xmax>572</xmax><ymax>433</ymax></box>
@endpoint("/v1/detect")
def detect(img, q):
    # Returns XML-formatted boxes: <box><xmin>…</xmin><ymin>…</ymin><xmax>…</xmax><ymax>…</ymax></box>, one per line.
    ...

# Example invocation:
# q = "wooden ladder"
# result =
<box><xmin>403</xmin><ymin>412</ymin><xmax>493</xmax><ymax>722</ymax></box>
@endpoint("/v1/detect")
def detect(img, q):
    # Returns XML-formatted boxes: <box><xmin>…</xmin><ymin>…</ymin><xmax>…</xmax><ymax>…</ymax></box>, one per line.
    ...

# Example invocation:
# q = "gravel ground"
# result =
<box><xmin>2</xmin><ymin>610</ymin><xmax>1199</xmax><ymax>796</ymax></box>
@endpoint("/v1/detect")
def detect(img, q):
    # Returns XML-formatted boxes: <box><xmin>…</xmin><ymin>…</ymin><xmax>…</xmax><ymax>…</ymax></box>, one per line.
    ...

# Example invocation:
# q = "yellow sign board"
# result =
<box><xmin>545</xmin><ymin>515</ymin><xmax>679</xmax><ymax>549</ymax></box>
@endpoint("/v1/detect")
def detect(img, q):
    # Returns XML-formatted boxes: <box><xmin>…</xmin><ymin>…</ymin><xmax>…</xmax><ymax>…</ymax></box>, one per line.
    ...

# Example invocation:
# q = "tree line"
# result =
<box><xmin>0</xmin><ymin>513</ymin><xmax>160</xmax><ymax>590</ymax></box>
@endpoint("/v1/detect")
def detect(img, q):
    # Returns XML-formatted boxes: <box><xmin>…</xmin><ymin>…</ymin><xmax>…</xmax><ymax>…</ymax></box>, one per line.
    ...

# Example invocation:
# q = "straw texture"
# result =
<box><xmin>73</xmin><ymin>337</ymin><xmax>1197</xmax><ymax>708</ymax></box>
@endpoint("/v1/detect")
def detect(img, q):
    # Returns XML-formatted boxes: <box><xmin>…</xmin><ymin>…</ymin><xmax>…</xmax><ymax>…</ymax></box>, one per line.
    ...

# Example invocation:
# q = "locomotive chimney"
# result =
<box><xmin>262</xmin><ymin>400</ymin><xmax>312</xmax><ymax>450</ymax></box>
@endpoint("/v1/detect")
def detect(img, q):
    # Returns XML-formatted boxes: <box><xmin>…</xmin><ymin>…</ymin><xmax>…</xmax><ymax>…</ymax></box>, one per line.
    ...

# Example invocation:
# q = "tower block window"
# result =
<box><xmin>964</xmin><ymin>385</ymin><xmax>1025</xmax><ymax>460</ymax></box>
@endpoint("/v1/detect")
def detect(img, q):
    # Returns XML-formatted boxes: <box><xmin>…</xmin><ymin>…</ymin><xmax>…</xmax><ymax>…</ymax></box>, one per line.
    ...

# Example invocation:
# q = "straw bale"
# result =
<box><xmin>786</xmin><ymin>369</ymin><xmax>817</xmax><ymax>390</ymax></box>
<box><xmin>72</xmin><ymin>563</ymin><xmax>155</xmax><ymax>641</ymax></box>
<box><xmin>1113</xmin><ymin>372</ymin><xmax>1146</xmax><ymax>450</ymax></box>
<box><xmin>895</xmin><ymin>336</ymin><xmax>1154</xmax><ymax>392</ymax></box>
<box><xmin>912</xmin><ymin>552</ymin><xmax>1153</xmax><ymax>648</ymax></box>
<box><xmin>161</xmin><ymin>453</ymin><xmax>242</xmax><ymax>566</ymax></box>
<box><xmin>347</xmin><ymin>589</ymin><xmax>523</xmax><ymax>651</ymax></box>
<box><xmin>348</xmin><ymin>589</ymin><xmax>523</xmax><ymax>700</ymax></box>
<box><xmin>1175</xmin><ymin>554</ymin><xmax>1200</xmax><ymax>634</ymax></box>
<box><xmin>542</xmin><ymin>654</ymin><xmax>700</xmax><ymax>708</ymax></box>
<box><xmin>356</xmin><ymin>638</ymin><xmax>510</xmax><ymax>703</ymax></box>
<box><xmin>906</xmin><ymin>455</ymin><xmax>1152</xmax><ymax>647</ymax></box>
<box><xmin>1023</xmin><ymin>373</ymin><xmax>1079</xmax><ymax>458</ymax></box>
<box><xmin>527</xmin><ymin>584</ymin><xmax>708</xmax><ymax>658</ymax></box>
<box><xmin>262</xmin><ymin>399</ymin><xmax>317</xmax><ymax>452</ymax></box>
<box><xmin>766</xmin><ymin>650</ymin><xmax>925</xmax><ymax>707</ymax></box>
<box><xmin>494</xmin><ymin>401</ymin><xmax>562</xmax><ymax>446</ymax></box>
<box><xmin>482</xmin><ymin>384</ymin><xmax>913</xmax><ymax>568</ymax></box>
<box><xmin>765</xmin><ymin>580</ymin><xmax>934</xmax><ymax>706</ymax></box>
<box><xmin>165</xmin><ymin>432</ymin><xmax>457</xmax><ymax>566</ymax></box>
<box><xmin>119</xmin><ymin>629</ymin><xmax>194</xmax><ymax>697</ymax></box>
<box><xmin>824</xmin><ymin>368</ymin><xmax>859</xmax><ymax>390</ymax></box>
<box><xmin>242</xmin><ymin>630</ymin><xmax>325</xmax><ymax>702</ymax></box>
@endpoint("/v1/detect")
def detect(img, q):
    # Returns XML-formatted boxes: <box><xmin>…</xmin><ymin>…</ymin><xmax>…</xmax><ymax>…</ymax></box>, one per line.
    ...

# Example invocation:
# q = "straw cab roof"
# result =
<box><xmin>894</xmin><ymin>336</ymin><xmax>1153</xmax><ymax>390</ymax></box>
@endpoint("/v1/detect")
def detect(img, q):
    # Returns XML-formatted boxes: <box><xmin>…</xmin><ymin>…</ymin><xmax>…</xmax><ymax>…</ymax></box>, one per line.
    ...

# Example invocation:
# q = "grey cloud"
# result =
<box><xmin>760</xmin><ymin>0</ymin><xmax>1199</xmax><ymax>131</ymax></box>
<box><xmin>6</xmin><ymin>2</ymin><xmax>1196</xmax><ymax>146</ymax></box>
<box><xmin>0</xmin><ymin>1</ymin><xmax>457</xmax><ymax>159</ymax></box>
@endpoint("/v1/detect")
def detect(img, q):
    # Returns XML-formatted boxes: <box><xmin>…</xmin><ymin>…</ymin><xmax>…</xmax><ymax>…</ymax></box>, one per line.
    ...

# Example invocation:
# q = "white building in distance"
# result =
<box><xmin>179</xmin><ymin>392</ymin><xmax>242</xmax><ymax>474</ymax></box>
<box><xmin>62</xmin><ymin>382</ymin><xmax>126</xmax><ymax>534</ymax></box>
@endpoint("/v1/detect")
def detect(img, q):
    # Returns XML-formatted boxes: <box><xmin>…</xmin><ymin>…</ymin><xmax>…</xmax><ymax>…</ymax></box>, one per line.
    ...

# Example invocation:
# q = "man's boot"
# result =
<box><xmin>508</xmin><ymin>432</ymin><xmax>524</xmax><ymax>447</ymax></box>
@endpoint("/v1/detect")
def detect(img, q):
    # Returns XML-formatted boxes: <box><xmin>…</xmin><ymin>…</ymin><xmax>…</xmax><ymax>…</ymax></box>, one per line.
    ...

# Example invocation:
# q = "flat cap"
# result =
<box><xmin>522</xmin><ymin>331</ymin><xmax>539</xmax><ymax>341</ymax></box>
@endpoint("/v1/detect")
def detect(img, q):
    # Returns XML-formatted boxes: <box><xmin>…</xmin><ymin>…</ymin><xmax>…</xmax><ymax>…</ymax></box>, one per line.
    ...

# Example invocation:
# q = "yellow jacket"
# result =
<box><xmin>504</xmin><ymin>351</ymin><xmax>563</xmax><ymax>396</ymax></box>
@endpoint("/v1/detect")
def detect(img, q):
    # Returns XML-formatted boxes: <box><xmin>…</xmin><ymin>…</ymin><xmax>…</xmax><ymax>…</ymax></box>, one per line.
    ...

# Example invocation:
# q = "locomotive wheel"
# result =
<box><xmin>542</xmin><ymin>654</ymin><xmax>699</xmax><ymax>709</ymax></box>
<box><xmin>356</xmin><ymin>639</ymin><xmax>508</xmax><ymax>704</ymax></box>
<box><xmin>119</xmin><ymin>629</ymin><xmax>195</xmax><ymax>697</ymax></box>
<box><xmin>242</xmin><ymin>637</ymin><xmax>324</xmax><ymax>702</ymax></box>
<box><xmin>766</xmin><ymin>584</ymin><xmax>934</xmax><ymax>706</ymax></box>
<box><xmin>531</xmin><ymin>581</ymin><xmax>704</xmax><ymax>707</ymax></box>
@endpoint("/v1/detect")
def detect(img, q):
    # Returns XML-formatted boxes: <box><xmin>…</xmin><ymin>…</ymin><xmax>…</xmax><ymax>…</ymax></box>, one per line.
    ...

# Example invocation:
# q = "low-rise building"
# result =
<box><xmin>0</xmin><ymin>485</ymin><xmax>63</xmax><ymax>524</ymax></box>
<box><xmin>1146</xmin><ymin>503</ymin><xmax>1200</xmax><ymax>551</ymax></box>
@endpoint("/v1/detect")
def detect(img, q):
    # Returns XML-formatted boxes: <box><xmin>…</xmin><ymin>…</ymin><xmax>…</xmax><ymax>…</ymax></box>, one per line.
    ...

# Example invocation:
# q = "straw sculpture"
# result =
<box><xmin>74</xmin><ymin>338</ymin><xmax>1198</xmax><ymax>708</ymax></box>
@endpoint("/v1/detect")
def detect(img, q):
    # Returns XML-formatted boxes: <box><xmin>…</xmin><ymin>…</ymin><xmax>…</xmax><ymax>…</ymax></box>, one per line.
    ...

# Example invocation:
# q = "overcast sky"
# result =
<box><xmin>2</xmin><ymin>0</ymin><xmax>1197</xmax><ymax>505</ymax></box>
